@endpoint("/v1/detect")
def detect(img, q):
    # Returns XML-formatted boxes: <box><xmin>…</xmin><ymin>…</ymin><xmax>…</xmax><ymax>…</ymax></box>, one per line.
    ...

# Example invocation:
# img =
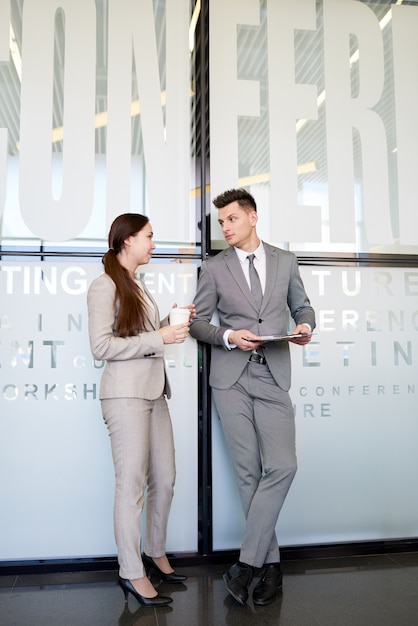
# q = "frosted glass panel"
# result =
<box><xmin>213</xmin><ymin>266</ymin><xmax>418</xmax><ymax>549</ymax></box>
<box><xmin>0</xmin><ymin>261</ymin><xmax>198</xmax><ymax>559</ymax></box>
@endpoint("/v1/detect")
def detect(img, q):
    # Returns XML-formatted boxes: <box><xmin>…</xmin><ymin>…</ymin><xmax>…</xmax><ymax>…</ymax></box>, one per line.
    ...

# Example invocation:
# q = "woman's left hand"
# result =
<box><xmin>172</xmin><ymin>303</ymin><xmax>196</xmax><ymax>319</ymax></box>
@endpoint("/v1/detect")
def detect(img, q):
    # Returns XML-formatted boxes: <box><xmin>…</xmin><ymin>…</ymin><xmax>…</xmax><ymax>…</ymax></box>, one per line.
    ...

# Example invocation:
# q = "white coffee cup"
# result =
<box><xmin>169</xmin><ymin>307</ymin><xmax>190</xmax><ymax>325</ymax></box>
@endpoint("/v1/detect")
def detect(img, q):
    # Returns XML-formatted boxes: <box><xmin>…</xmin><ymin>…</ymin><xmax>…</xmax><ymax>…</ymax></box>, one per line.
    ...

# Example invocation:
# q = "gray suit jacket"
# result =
<box><xmin>190</xmin><ymin>243</ymin><xmax>315</xmax><ymax>391</ymax></box>
<box><xmin>87</xmin><ymin>273</ymin><xmax>171</xmax><ymax>400</ymax></box>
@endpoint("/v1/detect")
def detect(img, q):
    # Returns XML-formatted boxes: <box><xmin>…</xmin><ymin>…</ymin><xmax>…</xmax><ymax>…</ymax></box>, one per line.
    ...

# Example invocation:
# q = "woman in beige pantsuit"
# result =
<box><xmin>87</xmin><ymin>213</ymin><xmax>193</xmax><ymax>608</ymax></box>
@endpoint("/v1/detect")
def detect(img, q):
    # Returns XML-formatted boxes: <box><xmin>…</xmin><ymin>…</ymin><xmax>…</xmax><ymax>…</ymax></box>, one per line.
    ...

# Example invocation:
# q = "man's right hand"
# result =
<box><xmin>229</xmin><ymin>330</ymin><xmax>264</xmax><ymax>351</ymax></box>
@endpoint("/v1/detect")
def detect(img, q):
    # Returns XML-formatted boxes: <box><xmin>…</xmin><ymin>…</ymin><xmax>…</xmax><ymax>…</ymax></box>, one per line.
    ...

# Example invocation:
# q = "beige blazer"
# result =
<box><xmin>87</xmin><ymin>273</ymin><xmax>171</xmax><ymax>400</ymax></box>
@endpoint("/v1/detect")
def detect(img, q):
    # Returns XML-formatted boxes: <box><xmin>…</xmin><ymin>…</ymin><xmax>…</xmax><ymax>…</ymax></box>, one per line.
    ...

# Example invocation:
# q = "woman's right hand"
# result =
<box><xmin>159</xmin><ymin>322</ymin><xmax>190</xmax><ymax>344</ymax></box>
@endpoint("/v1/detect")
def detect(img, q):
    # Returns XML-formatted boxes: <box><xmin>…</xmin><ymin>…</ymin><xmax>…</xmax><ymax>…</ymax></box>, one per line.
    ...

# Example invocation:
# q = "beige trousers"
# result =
<box><xmin>101</xmin><ymin>396</ymin><xmax>176</xmax><ymax>579</ymax></box>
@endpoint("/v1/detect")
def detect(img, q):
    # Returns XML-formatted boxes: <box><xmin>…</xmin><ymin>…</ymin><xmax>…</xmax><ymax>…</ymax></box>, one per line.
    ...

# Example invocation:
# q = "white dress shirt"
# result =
<box><xmin>223</xmin><ymin>243</ymin><xmax>266</xmax><ymax>349</ymax></box>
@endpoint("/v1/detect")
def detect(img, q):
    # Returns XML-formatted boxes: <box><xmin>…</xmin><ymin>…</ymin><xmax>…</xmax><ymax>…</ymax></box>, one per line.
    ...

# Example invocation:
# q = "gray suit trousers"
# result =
<box><xmin>101</xmin><ymin>396</ymin><xmax>175</xmax><ymax>579</ymax></box>
<box><xmin>213</xmin><ymin>361</ymin><xmax>297</xmax><ymax>568</ymax></box>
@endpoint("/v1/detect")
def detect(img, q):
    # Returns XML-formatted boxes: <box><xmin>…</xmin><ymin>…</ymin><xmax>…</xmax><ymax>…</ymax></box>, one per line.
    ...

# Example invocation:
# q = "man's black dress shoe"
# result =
<box><xmin>253</xmin><ymin>562</ymin><xmax>282</xmax><ymax>606</ymax></box>
<box><xmin>223</xmin><ymin>562</ymin><xmax>253</xmax><ymax>606</ymax></box>
<box><xmin>142</xmin><ymin>553</ymin><xmax>187</xmax><ymax>583</ymax></box>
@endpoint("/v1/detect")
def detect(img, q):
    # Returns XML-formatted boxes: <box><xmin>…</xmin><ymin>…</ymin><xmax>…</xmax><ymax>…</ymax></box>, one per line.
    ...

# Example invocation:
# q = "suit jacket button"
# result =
<box><xmin>258</xmin><ymin>319</ymin><xmax>263</xmax><ymax>323</ymax></box>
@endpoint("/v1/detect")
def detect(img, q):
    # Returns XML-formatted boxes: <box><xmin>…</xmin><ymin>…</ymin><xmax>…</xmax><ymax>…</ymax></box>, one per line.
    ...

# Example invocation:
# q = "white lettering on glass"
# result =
<box><xmin>323</xmin><ymin>0</ymin><xmax>393</xmax><ymax>244</ymax></box>
<box><xmin>106</xmin><ymin>0</ymin><xmax>190</xmax><ymax>242</ymax></box>
<box><xmin>0</xmin><ymin>265</ymin><xmax>87</xmax><ymax>295</ymax></box>
<box><xmin>19</xmin><ymin>0</ymin><xmax>96</xmax><ymax>240</ymax></box>
<box><xmin>267</xmin><ymin>0</ymin><xmax>321</xmax><ymax>242</ymax></box>
<box><xmin>0</xmin><ymin>0</ymin><xmax>10</xmax><ymax>220</ymax></box>
<box><xmin>2</xmin><ymin>1</ymin><xmax>418</xmax><ymax>249</ymax></box>
<box><xmin>209</xmin><ymin>0</ymin><xmax>260</xmax><ymax>198</ymax></box>
<box><xmin>392</xmin><ymin>6</ymin><xmax>418</xmax><ymax>245</ymax></box>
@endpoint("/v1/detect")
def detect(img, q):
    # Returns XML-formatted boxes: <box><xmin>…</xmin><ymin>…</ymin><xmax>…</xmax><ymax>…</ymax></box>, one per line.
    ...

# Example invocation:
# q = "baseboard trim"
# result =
<box><xmin>1</xmin><ymin>538</ymin><xmax>418</xmax><ymax>575</ymax></box>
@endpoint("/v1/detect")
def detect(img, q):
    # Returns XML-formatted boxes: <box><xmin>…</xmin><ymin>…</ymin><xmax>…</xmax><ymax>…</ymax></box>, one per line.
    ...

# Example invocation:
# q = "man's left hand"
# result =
<box><xmin>289</xmin><ymin>324</ymin><xmax>313</xmax><ymax>345</ymax></box>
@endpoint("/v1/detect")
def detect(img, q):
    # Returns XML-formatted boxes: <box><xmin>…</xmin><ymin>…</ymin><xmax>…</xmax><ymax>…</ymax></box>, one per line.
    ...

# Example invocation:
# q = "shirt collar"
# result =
<box><xmin>234</xmin><ymin>241</ymin><xmax>265</xmax><ymax>264</ymax></box>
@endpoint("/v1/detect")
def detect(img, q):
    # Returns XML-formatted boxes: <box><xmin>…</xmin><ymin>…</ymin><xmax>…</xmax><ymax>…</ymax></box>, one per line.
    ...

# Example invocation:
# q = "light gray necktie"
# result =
<box><xmin>247</xmin><ymin>254</ymin><xmax>263</xmax><ymax>310</ymax></box>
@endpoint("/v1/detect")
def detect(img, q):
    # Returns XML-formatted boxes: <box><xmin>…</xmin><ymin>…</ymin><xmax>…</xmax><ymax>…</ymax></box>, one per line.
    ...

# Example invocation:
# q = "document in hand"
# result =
<box><xmin>242</xmin><ymin>333</ymin><xmax>314</xmax><ymax>342</ymax></box>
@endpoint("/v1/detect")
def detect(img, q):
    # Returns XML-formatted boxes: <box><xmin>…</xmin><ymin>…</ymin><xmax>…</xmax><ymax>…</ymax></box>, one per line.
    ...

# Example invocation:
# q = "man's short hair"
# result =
<box><xmin>212</xmin><ymin>188</ymin><xmax>257</xmax><ymax>213</ymax></box>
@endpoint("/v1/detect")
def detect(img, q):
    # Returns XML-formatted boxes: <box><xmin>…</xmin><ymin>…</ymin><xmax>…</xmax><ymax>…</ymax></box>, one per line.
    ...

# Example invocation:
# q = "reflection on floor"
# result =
<box><xmin>1</xmin><ymin>552</ymin><xmax>418</xmax><ymax>625</ymax></box>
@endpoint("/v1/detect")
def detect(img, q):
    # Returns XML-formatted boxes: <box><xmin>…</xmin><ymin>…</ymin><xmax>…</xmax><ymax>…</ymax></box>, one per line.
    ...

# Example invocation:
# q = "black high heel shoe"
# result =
<box><xmin>142</xmin><ymin>553</ymin><xmax>187</xmax><ymax>583</ymax></box>
<box><xmin>118</xmin><ymin>576</ymin><xmax>173</xmax><ymax>607</ymax></box>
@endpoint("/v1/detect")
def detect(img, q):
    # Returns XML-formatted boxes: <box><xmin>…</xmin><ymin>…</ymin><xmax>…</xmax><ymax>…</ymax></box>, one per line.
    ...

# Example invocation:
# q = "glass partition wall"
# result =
<box><xmin>1</xmin><ymin>0</ymin><xmax>418</xmax><ymax>567</ymax></box>
<box><xmin>0</xmin><ymin>0</ymin><xmax>203</xmax><ymax>565</ymax></box>
<box><xmin>208</xmin><ymin>0</ymin><xmax>418</xmax><ymax>556</ymax></box>
<box><xmin>209</xmin><ymin>0</ymin><xmax>418</xmax><ymax>258</ymax></box>
<box><xmin>1</xmin><ymin>0</ymin><xmax>202</xmax><ymax>254</ymax></box>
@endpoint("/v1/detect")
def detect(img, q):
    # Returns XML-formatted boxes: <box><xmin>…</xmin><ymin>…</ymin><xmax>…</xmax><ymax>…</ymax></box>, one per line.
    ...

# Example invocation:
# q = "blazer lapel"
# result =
<box><xmin>262</xmin><ymin>244</ymin><xmax>279</xmax><ymax>312</ymax></box>
<box><xmin>224</xmin><ymin>247</ymin><xmax>254</xmax><ymax>306</ymax></box>
<box><xmin>138</xmin><ymin>278</ymin><xmax>159</xmax><ymax>329</ymax></box>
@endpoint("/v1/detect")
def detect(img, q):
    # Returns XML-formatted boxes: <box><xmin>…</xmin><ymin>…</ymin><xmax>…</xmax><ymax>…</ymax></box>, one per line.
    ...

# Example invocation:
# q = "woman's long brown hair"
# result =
<box><xmin>102</xmin><ymin>213</ymin><xmax>150</xmax><ymax>337</ymax></box>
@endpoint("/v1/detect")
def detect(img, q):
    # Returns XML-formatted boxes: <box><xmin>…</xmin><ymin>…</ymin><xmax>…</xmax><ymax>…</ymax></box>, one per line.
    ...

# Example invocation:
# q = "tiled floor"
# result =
<box><xmin>1</xmin><ymin>552</ymin><xmax>418</xmax><ymax>625</ymax></box>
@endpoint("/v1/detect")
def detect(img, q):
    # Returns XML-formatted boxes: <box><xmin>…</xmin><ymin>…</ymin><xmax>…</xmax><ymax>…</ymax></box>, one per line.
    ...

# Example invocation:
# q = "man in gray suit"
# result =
<box><xmin>190</xmin><ymin>188</ymin><xmax>315</xmax><ymax>606</ymax></box>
